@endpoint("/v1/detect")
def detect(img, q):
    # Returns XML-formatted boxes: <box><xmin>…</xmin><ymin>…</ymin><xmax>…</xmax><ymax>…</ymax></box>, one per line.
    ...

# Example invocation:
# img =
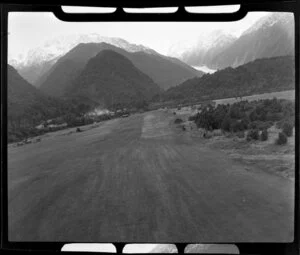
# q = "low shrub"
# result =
<box><xmin>246</xmin><ymin>129</ymin><xmax>259</xmax><ymax>141</ymax></box>
<box><xmin>203</xmin><ymin>131</ymin><xmax>213</xmax><ymax>139</ymax></box>
<box><xmin>212</xmin><ymin>129</ymin><xmax>223</xmax><ymax>136</ymax></box>
<box><xmin>260</xmin><ymin>129</ymin><xmax>268</xmax><ymax>141</ymax></box>
<box><xmin>282</xmin><ymin>122</ymin><xmax>293</xmax><ymax>137</ymax></box>
<box><xmin>276</xmin><ymin>132</ymin><xmax>287</xmax><ymax>145</ymax></box>
<box><xmin>266</xmin><ymin>112</ymin><xmax>284</xmax><ymax>122</ymax></box>
<box><xmin>240</xmin><ymin>118</ymin><xmax>250</xmax><ymax>130</ymax></box>
<box><xmin>221</xmin><ymin>116</ymin><xmax>232</xmax><ymax>132</ymax></box>
<box><xmin>276</xmin><ymin>116</ymin><xmax>294</xmax><ymax>129</ymax></box>
<box><xmin>188</xmin><ymin>115</ymin><xmax>197</xmax><ymax>122</ymax></box>
<box><xmin>249</xmin><ymin>121</ymin><xmax>272</xmax><ymax>131</ymax></box>
<box><xmin>230</xmin><ymin>120</ymin><xmax>241</xmax><ymax>132</ymax></box>
<box><xmin>174</xmin><ymin>118</ymin><xmax>183</xmax><ymax>124</ymax></box>
<box><xmin>236</xmin><ymin>131</ymin><xmax>245</xmax><ymax>138</ymax></box>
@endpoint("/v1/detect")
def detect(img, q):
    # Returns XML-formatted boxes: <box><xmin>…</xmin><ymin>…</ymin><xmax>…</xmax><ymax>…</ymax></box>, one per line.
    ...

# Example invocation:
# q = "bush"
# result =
<box><xmin>190</xmin><ymin>99</ymin><xmax>293</xmax><ymax>134</ymax></box>
<box><xmin>249</xmin><ymin>121</ymin><xmax>272</xmax><ymax>131</ymax></box>
<box><xmin>212</xmin><ymin>129</ymin><xmax>223</xmax><ymax>136</ymax></box>
<box><xmin>276</xmin><ymin>116</ymin><xmax>294</xmax><ymax>129</ymax></box>
<box><xmin>203</xmin><ymin>131</ymin><xmax>213</xmax><ymax>139</ymax></box>
<box><xmin>240</xmin><ymin>117</ymin><xmax>250</xmax><ymax>130</ymax></box>
<box><xmin>230</xmin><ymin>119</ymin><xmax>247</xmax><ymax>132</ymax></box>
<box><xmin>276</xmin><ymin>132</ymin><xmax>287</xmax><ymax>145</ymax></box>
<box><xmin>266</xmin><ymin>112</ymin><xmax>284</xmax><ymax>122</ymax></box>
<box><xmin>188</xmin><ymin>115</ymin><xmax>197</xmax><ymax>122</ymax></box>
<box><xmin>282</xmin><ymin>122</ymin><xmax>293</xmax><ymax>137</ymax></box>
<box><xmin>236</xmin><ymin>131</ymin><xmax>245</xmax><ymax>138</ymax></box>
<box><xmin>246</xmin><ymin>129</ymin><xmax>259</xmax><ymax>141</ymax></box>
<box><xmin>174</xmin><ymin>118</ymin><xmax>183</xmax><ymax>124</ymax></box>
<box><xmin>221</xmin><ymin>116</ymin><xmax>232</xmax><ymax>132</ymax></box>
<box><xmin>260</xmin><ymin>129</ymin><xmax>268</xmax><ymax>141</ymax></box>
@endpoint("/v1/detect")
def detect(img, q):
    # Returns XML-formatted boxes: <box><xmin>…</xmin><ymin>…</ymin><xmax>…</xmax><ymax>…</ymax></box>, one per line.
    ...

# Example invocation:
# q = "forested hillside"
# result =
<box><xmin>161</xmin><ymin>56</ymin><xmax>294</xmax><ymax>104</ymax></box>
<box><xmin>8</xmin><ymin>65</ymin><xmax>78</xmax><ymax>142</ymax></box>
<box><xmin>39</xmin><ymin>42</ymin><xmax>202</xmax><ymax>97</ymax></box>
<box><xmin>66</xmin><ymin>50</ymin><xmax>161</xmax><ymax>109</ymax></box>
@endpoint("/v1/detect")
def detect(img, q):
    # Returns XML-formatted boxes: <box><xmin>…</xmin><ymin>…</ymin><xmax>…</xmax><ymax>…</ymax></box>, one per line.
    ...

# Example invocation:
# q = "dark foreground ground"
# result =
<box><xmin>8</xmin><ymin>110</ymin><xmax>294</xmax><ymax>242</ymax></box>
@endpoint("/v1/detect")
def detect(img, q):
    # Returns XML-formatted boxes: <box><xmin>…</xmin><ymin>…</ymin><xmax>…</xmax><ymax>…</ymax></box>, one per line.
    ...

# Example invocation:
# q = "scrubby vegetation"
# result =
<box><xmin>174</xmin><ymin>118</ymin><xmax>183</xmax><ymax>124</ymax></box>
<box><xmin>247</xmin><ymin>129</ymin><xmax>259</xmax><ymax>141</ymax></box>
<box><xmin>276</xmin><ymin>132</ymin><xmax>288</xmax><ymax>145</ymax></box>
<box><xmin>190</xmin><ymin>98</ymin><xmax>294</xmax><ymax>143</ymax></box>
<box><xmin>282</xmin><ymin>122</ymin><xmax>293</xmax><ymax>137</ymax></box>
<box><xmin>260</xmin><ymin>129</ymin><xmax>269</xmax><ymax>141</ymax></box>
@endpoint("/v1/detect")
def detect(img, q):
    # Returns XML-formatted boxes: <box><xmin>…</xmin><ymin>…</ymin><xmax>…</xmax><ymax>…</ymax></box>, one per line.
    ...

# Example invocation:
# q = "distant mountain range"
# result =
<box><xmin>169</xmin><ymin>12</ymin><xmax>294</xmax><ymax>70</ymax></box>
<box><xmin>8</xmin><ymin>34</ymin><xmax>159</xmax><ymax>84</ymax></box>
<box><xmin>162</xmin><ymin>56</ymin><xmax>294</xmax><ymax>103</ymax></box>
<box><xmin>65</xmin><ymin>50</ymin><xmax>161</xmax><ymax>109</ymax></box>
<box><xmin>9</xmin><ymin>13</ymin><xmax>294</xmax><ymax>92</ymax></box>
<box><xmin>168</xmin><ymin>30</ymin><xmax>237</xmax><ymax>69</ymax></box>
<box><xmin>9</xmin><ymin>35</ymin><xmax>203</xmax><ymax>88</ymax></box>
<box><xmin>38</xmin><ymin>42</ymin><xmax>202</xmax><ymax>95</ymax></box>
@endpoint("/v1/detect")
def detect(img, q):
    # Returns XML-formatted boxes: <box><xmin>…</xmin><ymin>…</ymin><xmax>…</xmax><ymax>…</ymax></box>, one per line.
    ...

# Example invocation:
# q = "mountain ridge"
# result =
<box><xmin>170</xmin><ymin>12</ymin><xmax>294</xmax><ymax>70</ymax></box>
<box><xmin>39</xmin><ymin>42</ymin><xmax>203</xmax><ymax>96</ymax></box>
<box><xmin>9</xmin><ymin>35</ymin><xmax>163</xmax><ymax>85</ymax></box>
<box><xmin>161</xmin><ymin>55</ymin><xmax>294</xmax><ymax>103</ymax></box>
<box><xmin>66</xmin><ymin>50</ymin><xmax>161</xmax><ymax>109</ymax></box>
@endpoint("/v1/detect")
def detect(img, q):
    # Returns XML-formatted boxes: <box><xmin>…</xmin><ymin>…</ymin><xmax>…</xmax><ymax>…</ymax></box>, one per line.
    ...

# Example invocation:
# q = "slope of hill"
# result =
<box><xmin>39</xmin><ymin>42</ymin><xmax>202</xmax><ymax>96</ymax></box>
<box><xmin>162</xmin><ymin>56</ymin><xmax>294</xmax><ymax>103</ymax></box>
<box><xmin>66</xmin><ymin>50</ymin><xmax>161</xmax><ymax>109</ymax></box>
<box><xmin>12</xmin><ymin>57</ymin><xmax>58</xmax><ymax>86</ymax></box>
<box><xmin>38</xmin><ymin>59</ymin><xmax>81</xmax><ymax>97</ymax></box>
<box><xmin>7</xmin><ymin>65</ymin><xmax>73</xmax><ymax>142</ymax></box>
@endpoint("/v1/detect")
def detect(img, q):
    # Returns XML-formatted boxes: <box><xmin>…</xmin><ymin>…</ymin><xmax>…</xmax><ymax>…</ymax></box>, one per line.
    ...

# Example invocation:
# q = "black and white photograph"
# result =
<box><xmin>7</xmin><ymin>11</ymin><xmax>295</xmax><ymax>244</ymax></box>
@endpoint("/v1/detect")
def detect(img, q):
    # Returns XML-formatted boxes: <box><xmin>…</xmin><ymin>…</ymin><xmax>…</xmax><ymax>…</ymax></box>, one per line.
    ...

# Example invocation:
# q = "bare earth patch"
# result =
<box><xmin>186</xmin><ymin>125</ymin><xmax>295</xmax><ymax>180</ymax></box>
<box><xmin>141</xmin><ymin>112</ymin><xmax>173</xmax><ymax>139</ymax></box>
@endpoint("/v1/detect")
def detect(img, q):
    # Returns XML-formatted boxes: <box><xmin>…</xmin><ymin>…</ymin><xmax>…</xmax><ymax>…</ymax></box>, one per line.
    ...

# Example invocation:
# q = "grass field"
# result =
<box><xmin>214</xmin><ymin>89</ymin><xmax>295</xmax><ymax>105</ymax></box>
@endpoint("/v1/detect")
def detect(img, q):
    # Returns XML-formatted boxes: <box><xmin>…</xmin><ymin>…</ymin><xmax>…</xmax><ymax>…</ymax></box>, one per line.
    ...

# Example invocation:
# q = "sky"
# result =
<box><xmin>8</xmin><ymin>10</ymin><xmax>270</xmax><ymax>59</ymax></box>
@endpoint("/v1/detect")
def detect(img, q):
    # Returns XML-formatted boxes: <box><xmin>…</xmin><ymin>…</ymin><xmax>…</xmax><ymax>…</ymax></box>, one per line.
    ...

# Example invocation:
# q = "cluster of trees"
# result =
<box><xmin>7</xmin><ymin>96</ymin><xmax>93</xmax><ymax>143</ymax></box>
<box><xmin>189</xmin><ymin>98</ymin><xmax>294</xmax><ymax>144</ymax></box>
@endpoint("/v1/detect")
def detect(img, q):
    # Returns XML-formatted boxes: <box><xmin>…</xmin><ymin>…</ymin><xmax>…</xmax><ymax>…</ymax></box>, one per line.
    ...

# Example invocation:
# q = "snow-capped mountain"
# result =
<box><xmin>168</xmin><ymin>12</ymin><xmax>294</xmax><ymax>70</ymax></box>
<box><xmin>168</xmin><ymin>30</ymin><xmax>237</xmax><ymax>67</ymax></box>
<box><xmin>242</xmin><ymin>12</ymin><xmax>293</xmax><ymax>37</ymax></box>
<box><xmin>168</xmin><ymin>30</ymin><xmax>236</xmax><ymax>65</ymax></box>
<box><xmin>211</xmin><ymin>12</ymin><xmax>294</xmax><ymax>70</ymax></box>
<box><xmin>8</xmin><ymin>34</ymin><xmax>158</xmax><ymax>85</ymax></box>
